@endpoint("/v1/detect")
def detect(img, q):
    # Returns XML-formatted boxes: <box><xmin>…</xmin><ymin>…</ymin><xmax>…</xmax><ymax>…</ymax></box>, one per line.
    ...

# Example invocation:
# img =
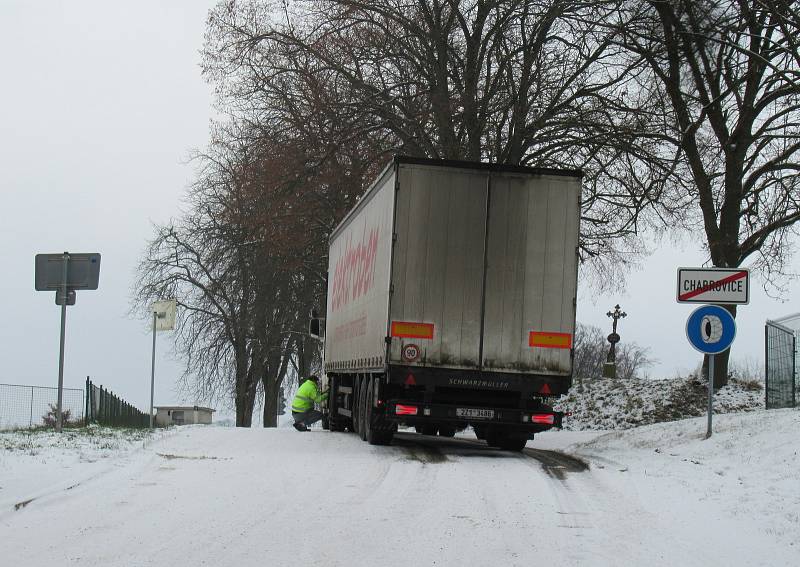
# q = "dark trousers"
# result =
<box><xmin>292</xmin><ymin>409</ymin><xmax>323</xmax><ymax>426</ymax></box>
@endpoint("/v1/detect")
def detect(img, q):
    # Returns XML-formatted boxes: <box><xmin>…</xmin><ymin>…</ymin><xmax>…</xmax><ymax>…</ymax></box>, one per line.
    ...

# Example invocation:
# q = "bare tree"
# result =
<box><xmin>134</xmin><ymin>134</ymin><xmax>296</xmax><ymax>426</ymax></box>
<box><xmin>614</xmin><ymin>0</ymin><xmax>800</xmax><ymax>385</ymax></box>
<box><xmin>203</xmin><ymin>0</ymin><xmax>672</xmax><ymax>276</ymax></box>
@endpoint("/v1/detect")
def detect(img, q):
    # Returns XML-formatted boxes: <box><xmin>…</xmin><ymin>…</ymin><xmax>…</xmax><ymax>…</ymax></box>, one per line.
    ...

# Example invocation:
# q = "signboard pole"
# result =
<box><xmin>150</xmin><ymin>311</ymin><xmax>157</xmax><ymax>429</ymax></box>
<box><xmin>56</xmin><ymin>252</ymin><xmax>70</xmax><ymax>433</ymax></box>
<box><xmin>684</xmin><ymin>303</ymin><xmax>736</xmax><ymax>440</ymax></box>
<box><xmin>707</xmin><ymin>355</ymin><xmax>714</xmax><ymax>438</ymax></box>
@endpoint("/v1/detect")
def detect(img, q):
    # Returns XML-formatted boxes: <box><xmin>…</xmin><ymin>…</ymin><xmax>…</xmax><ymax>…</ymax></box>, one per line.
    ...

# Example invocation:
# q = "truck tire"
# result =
<box><xmin>437</xmin><ymin>426</ymin><xmax>456</xmax><ymax>438</ymax></box>
<box><xmin>328</xmin><ymin>376</ymin><xmax>346</xmax><ymax>432</ymax></box>
<box><xmin>358</xmin><ymin>376</ymin><xmax>368</xmax><ymax>441</ymax></box>
<box><xmin>485</xmin><ymin>429</ymin><xmax>502</xmax><ymax>448</ymax></box>
<box><xmin>498</xmin><ymin>437</ymin><xmax>527</xmax><ymax>452</ymax></box>
<box><xmin>365</xmin><ymin>377</ymin><xmax>394</xmax><ymax>445</ymax></box>
<box><xmin>486</xmin><ymin>429</ymin><xmax>527</xmax><ymax>452</ymax></box>
<box><xmin>351</xmin><ymin>377</ymin><xmax>361</xmax><ymax>436</ymax></box>
<box><xmin>421</xmin><ymin>425</ymin><xmax>438</xmax><ymax>436</ymax></box>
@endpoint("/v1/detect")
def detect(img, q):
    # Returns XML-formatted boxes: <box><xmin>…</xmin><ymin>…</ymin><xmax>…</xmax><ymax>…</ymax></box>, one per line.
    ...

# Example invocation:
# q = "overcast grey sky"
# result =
<box><xmin>1</xmin><ymin>1</ymin><xmax>217</xmax><ymax>410</ymax></box>
<box><xmin>1</xmin><ymin>2</ymin><xmax>797</xmax><ymax>416</ymax></box>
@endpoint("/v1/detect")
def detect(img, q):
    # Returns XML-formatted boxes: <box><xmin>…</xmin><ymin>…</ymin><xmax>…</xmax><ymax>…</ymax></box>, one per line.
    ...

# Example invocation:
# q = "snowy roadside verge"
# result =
<box><xmin>568</xmin><ymin>408</ymin><xmax>800</xmax><ymax>556</ymax></box>
<box><xmin>0</xmin><ymin>425</ymin><xmax>177</xmax><ymax>512</ymax></box>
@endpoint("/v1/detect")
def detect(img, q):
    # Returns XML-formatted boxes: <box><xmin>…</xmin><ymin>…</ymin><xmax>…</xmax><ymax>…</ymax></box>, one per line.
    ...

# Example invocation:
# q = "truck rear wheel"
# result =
<box><xmin>358</xmin><ymin>376</ymin><xmax>368</xmax><ymax>441</ymax></box>
<box><xmin>437</xmin><ymin>426</ymin><xmax>456</xmax><ymax>438</ymax></box>
<box><xmin>365</xmin><ymin>377</ymin><xmax>394</xmax><ymax>445</ymax></box>
<box><xmin>328</xmin><ymin>376</ymin><xmax>346</xmax><ymax>432</ymax></box>
<box><xmin>351</xmin><ymin>377</ymin><xmax>361</xmax><ymax>436</ymax></box>
<box><xmin>421</xmin><ymin>425</ymin><xmax>438</xmax><ymax>436</ymax></box>
<box><xmin>486</xmin><ymin>429</ymin><xmax>527</xmax><ymax>452</ymax></box>
<box><xmin>499</xmin><ymin>437</ymin><xmax>527</xmax><ymax>452</ymax></box>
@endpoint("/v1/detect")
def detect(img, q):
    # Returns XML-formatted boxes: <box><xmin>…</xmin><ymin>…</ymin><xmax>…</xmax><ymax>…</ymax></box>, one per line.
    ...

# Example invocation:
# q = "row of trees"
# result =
<box><xmin>135</xmin><ymin>0</ymin><xmax>800</xmax><ymax>425</ymax></box>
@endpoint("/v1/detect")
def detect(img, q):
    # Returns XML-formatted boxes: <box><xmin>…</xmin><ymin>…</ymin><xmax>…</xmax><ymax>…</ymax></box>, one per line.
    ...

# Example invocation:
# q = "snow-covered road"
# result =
<box><xmin>2</xmin><ymin>413</ymin><xmax>797</xmax><ymax>566</ymax></box>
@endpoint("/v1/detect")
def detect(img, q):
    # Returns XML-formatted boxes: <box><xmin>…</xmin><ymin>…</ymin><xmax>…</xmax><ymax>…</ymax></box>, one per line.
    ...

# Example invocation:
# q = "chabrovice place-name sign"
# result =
<box><xmin>676</xmin><ymin>267</ymin><xmax>750</xmax><ymax>305</ymax></box>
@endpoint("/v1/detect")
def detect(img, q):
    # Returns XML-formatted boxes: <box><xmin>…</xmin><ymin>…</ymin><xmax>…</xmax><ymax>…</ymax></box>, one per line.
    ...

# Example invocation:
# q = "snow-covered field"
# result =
<box><xmin>2</xmin><ymin>409</ymin><xmax>797</xmax><ymax>567</ymax></box>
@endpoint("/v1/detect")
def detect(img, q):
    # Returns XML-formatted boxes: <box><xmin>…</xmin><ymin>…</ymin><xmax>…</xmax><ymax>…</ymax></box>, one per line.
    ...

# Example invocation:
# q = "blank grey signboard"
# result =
<box><xmin>35</xmin><ymin>253</ymin><xmax>101</xmax><ymax>290</ymax></box>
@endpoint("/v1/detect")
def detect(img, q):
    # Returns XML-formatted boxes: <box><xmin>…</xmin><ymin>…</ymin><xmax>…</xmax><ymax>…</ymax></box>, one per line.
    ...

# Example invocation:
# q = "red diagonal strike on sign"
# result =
<box><xmin>679</xmin><ymin>270</ymin><xmax>747</xmax><ymax>301</ymax></box>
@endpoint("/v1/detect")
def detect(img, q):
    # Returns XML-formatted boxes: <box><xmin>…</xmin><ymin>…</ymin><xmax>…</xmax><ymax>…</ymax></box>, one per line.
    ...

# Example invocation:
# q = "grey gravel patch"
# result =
<box><xmin>403</xmin><ymin>445</ymin><xmax>448</xmax><ymax>464</ymax></box>
<box><xmin>14</xmin><ymin>498</ymin><xmax>35</xmax><ymax>511</ymax></box>
<box><xmin>524</xmin><ymin>448</ymin><xmax>590</xmax><ymax>480</ymax></box>
<box><xmin>156</xmin><ymin>453</ymin><xmax>226</xmax><ymax>461</ymax></box>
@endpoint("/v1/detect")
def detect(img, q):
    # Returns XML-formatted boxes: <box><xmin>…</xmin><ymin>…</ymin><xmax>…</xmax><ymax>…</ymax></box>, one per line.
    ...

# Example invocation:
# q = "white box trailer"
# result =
<box><xmin>321</xmin><ymin>157</ymin><xmax>581</xmax><ymax>450</ymax></box>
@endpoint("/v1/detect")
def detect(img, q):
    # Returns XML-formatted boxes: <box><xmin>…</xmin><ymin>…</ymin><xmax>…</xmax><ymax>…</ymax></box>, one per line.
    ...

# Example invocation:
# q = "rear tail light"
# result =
<box><xmin>531</xmin><ymin>414</ymin><xmax>555</xmax><ymax>425</ymax></box>
<box><xmin>395</xmin><ymin>404</ymin><xmax>418</xmax><ymax>416</ymax></box>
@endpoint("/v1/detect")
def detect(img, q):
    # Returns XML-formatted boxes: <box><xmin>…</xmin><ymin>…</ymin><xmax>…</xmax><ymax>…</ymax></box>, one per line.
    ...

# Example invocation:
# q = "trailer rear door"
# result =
<box><xmin>389</xmin><ymin>163</ymin><xmax>488</xmax><ymax>369</ymax></box>
<box><xmin>481</xmin><ymin>173</ymin><xmax>580</xmax><ymax>375</ymax></box>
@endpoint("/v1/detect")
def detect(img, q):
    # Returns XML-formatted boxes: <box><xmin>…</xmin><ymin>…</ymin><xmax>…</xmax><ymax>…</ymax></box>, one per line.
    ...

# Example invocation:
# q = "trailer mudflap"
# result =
<box><xmin>386</xmin><ymin>400</ymin><xmax>563</xmax><ymax>430</ymax></box>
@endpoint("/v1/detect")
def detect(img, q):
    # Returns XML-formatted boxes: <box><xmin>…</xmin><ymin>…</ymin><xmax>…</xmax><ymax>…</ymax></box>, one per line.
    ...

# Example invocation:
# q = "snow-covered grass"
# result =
<box><xmin>555</xmin><ymin>375</ymin><xmax>764</xmax><ymax>430</ymax></box>
<box><xmin>0</xmin><ymin>425</ymin><xmax>174</xmax><ymax>513</ymax></box>
<box><xmin>1</xmin><ymin>424</ymin><xmax>163</xmax><ymax>454</ymax></box>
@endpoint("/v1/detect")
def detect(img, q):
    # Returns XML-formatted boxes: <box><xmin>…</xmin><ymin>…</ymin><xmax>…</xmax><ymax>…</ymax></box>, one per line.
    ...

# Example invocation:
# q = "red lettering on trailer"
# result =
<box><xmin>330</xmin><ymin>225</ymin><xmax>380</xmax><ymax>312</ymax></box>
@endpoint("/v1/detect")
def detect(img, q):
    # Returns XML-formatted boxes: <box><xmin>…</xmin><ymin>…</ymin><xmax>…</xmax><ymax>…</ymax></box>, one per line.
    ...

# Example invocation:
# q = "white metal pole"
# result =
<box><xmin>149</xmin><ymin>311</ymin><xmax>157</xmax><ymax>428</ymax></box>
<box><xmin>56</xmin><ymin>252</ymin><xmax>70</xmax><ymax>433</ymax></box>
<box><xmin>706</xmin><ymin>354</ymin><xmax>714</xmax><ymax>438</ymax></box>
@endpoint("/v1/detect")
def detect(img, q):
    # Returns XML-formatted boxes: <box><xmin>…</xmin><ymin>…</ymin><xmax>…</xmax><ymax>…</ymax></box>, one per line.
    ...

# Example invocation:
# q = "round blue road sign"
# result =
<box><xmin>685</xmin><ymin>305</ymin><xmax>736</xmax><ymax>354</ymax></box>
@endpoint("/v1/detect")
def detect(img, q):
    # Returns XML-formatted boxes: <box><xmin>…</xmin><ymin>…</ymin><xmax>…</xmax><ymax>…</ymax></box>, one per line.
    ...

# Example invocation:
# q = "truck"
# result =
<box><xmin>316</xmin><ymin>156</ymin><xmax>581</xmax><ymax>451</ymax></box>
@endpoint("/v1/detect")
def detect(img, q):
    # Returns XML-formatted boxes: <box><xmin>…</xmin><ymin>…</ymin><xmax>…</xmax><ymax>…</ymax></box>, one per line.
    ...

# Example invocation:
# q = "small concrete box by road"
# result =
<box><xmin>154</xmin><ymin>406</ymin><xmax>215</xmax><ymax>427</ymax></box>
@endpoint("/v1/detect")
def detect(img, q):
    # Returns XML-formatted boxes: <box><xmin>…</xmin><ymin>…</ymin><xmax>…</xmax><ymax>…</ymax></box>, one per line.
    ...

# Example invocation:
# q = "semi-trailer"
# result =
<box><xmin>316</xmin><ymin>156</ymin><xmax>581</xmax><ymax>450</ymax></box>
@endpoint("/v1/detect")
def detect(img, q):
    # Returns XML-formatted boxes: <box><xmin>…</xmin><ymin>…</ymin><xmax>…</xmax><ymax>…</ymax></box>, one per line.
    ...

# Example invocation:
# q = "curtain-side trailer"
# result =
<box><xmin>319</xmin><ymin>157</ymin><xmax>582</xmax><ymax>450</ymax></box>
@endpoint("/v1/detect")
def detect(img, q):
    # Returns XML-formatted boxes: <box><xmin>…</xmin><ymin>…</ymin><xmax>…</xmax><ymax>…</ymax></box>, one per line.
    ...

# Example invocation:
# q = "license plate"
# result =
<box><xmin>456</xmin><ymin>408</ymin><xmax>494</xmax><ymax>419</ymax></box>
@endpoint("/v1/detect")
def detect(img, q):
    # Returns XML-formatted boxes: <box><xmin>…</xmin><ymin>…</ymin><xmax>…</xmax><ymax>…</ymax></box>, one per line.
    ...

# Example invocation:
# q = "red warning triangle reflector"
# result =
<box><xmin>539</xmin><ymin>383</ymin><xmax>552</xmax><ymax>395</ymax></box>
<box><xmin>404</xmin><ymin>373</ymin><xmax>416</xmax><ymax>386</ymax></box>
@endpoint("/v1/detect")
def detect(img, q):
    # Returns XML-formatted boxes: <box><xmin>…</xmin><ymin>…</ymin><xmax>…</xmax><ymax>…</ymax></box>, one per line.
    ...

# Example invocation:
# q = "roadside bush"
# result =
<box><xmin>41</xmin><ymin>404</ymin><xmax>76</xmax><ymax>428</ymax></box>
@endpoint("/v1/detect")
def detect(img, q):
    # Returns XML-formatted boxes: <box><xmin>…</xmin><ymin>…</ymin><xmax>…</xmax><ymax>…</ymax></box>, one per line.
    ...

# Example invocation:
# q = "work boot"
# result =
<box><xmin>293</xmin><ymin>422</ymin><xmax>309</xmax><ymax>432</ymax></box>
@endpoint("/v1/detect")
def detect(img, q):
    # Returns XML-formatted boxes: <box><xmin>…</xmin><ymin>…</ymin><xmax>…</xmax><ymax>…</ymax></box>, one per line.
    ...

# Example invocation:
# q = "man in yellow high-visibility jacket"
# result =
<box><xmin>291</xmin><ymin>375</ymin><xmax>328</xmax><ymax>432</ymax></box>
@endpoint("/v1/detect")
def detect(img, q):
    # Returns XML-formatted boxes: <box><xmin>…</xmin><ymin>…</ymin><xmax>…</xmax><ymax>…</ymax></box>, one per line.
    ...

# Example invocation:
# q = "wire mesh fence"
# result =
<box><xmin>86</xmin><ymin>379</ymin><xmax>150</xmax><ymax>428</ymax></box>
<box><xmin>0</xmin><ymin>383</ymin><xmax>85</xmax><ymax>430</ymax></box>
<box><xmin>765</xmin><ymin>321</ymin><xmax>797</xmax><ymax>409</ymax></box>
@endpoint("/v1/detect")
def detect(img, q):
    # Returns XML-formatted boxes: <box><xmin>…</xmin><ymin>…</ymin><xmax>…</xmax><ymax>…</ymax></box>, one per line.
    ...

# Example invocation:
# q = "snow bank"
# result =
<box><xmin>555</xmin><ymin>376</ymin><xmax>764</xmax><ymax>430</ymax></box>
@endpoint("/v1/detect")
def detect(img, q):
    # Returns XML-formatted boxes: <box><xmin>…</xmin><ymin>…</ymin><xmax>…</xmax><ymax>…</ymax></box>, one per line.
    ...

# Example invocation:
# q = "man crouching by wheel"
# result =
<box><xmin>291</xmin><ymin>375</ymin><xmax>328</xmax><ymax>431</ymax></box>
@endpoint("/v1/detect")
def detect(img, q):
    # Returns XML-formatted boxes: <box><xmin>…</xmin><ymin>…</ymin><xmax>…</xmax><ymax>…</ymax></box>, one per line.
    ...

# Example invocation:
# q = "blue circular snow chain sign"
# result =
<box><xmin>685</xmin><ymin>305</ymin><xmax>736</xmax><ymax>354</ymax></box>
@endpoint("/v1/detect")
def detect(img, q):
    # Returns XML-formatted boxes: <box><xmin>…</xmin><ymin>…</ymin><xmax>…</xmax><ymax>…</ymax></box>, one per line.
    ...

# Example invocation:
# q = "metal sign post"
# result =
<box><xmin>685</xmin><ymin>305</ymin><xmax>737</xmax><ymax>438</ymax></box>
<box><xmin>149</xmin><ymin>300</ymin><xmax>176</xmax><ymax>428</ymax></box>
<box><xmin>56</xmin><ymin>253</ymin><xmax>69</xmax><ymax>432</ymax></box>
<box><xmin>150</xmin><ymin>311</ymin><xmax>157</xmax><ymax>429</ymax></box>
<box><xmin>35</xmin><ymin>252</ymin><xmax>101</xmax><ymax>433</ymax></box>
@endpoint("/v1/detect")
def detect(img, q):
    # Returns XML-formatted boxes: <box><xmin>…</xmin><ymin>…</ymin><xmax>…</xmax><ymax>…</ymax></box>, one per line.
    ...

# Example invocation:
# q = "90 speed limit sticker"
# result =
<box><xmin>401</xmin><ymin>343</ymin><xmax>421</xmax><ymax>362</ymax></box>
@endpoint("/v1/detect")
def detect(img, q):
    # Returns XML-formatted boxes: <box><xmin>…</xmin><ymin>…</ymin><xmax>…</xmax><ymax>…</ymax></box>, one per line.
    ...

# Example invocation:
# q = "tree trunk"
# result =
<box><xmin>262</xmin><ymin>377</ymin><xmax>279</xmax><ymax>428</ymax></box>
<box><xmin>235</xmin><ymin>394</ymin><xmax>252</xmax><ymax>427</ymax></box>
<box><xmin>234</xmin><ymin>364</ymin><xmax>257</xmax><ymax>427</ymax></box>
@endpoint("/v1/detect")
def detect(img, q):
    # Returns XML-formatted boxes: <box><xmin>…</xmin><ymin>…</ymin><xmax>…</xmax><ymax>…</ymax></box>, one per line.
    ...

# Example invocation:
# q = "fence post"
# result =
<box><xmin>85</xmin><ymin>376</ymin><xmax>89</xmax><ymax>427</ymax></box>
<box><xmin>29</xmin><ymin>386</ymin><xmax>34</xmax><ymax>427</ymax></box>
